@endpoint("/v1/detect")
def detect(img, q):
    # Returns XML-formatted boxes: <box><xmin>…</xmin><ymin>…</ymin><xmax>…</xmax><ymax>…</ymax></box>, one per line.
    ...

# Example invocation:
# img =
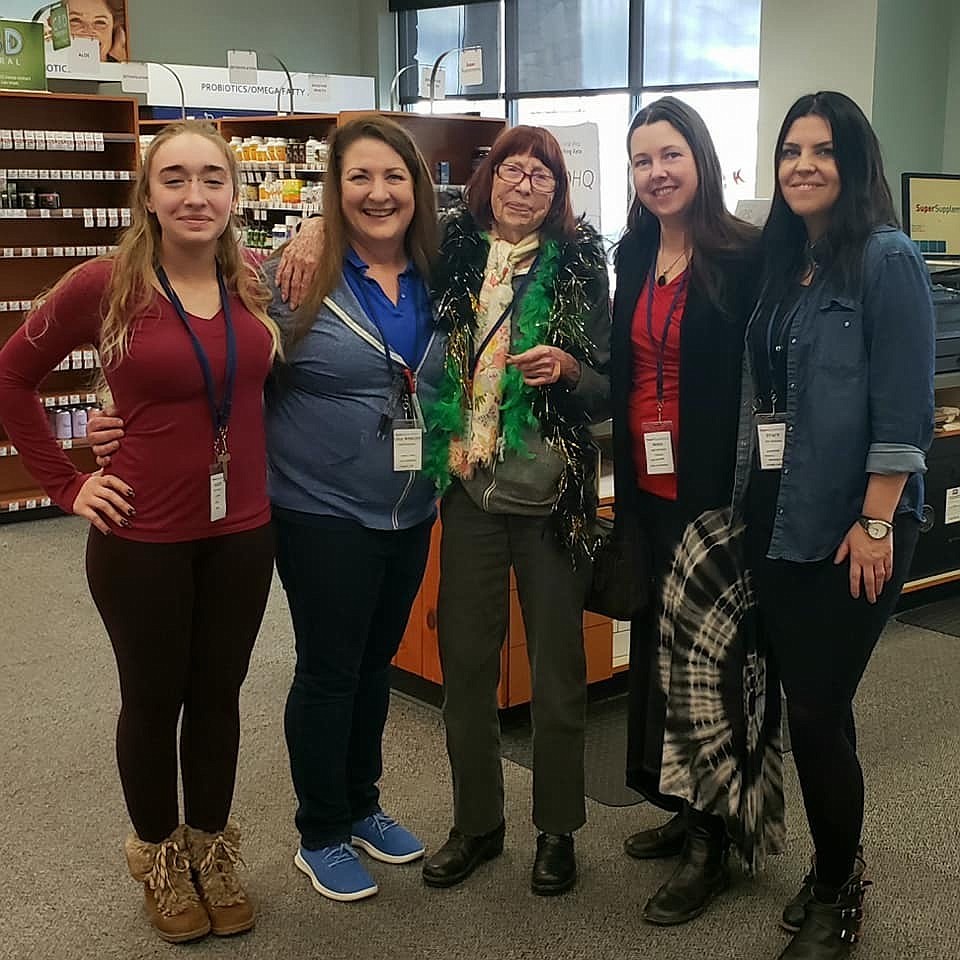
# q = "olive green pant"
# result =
<box><xmin>437</xmin><ymin>482</ymin><xmax>591</xmax><ymax>837</ymax></box>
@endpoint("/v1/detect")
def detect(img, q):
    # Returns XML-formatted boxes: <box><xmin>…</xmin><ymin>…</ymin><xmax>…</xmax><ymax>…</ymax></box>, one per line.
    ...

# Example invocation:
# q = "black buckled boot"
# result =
<box><xmin>624</xmin><ymin>811</ymin><xmax>686</xmax><ymax>860</ymax></box>
<box><xmin>642</xmin><ymin>805</ymin><xmax>730</xmax><ymax>926</ymax></box>
<box><xmin>776</xmin><ymin>874</ymin><xmax>871</xmax><ymax>960</ymax></box>
<box><xmin>781</xmin><ymin>846</ymin><xmax>866</xmax><ymax>933</ymax></box>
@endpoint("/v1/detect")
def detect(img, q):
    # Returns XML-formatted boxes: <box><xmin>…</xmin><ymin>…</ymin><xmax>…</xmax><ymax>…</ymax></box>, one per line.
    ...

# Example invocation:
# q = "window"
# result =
<box><xmin>642</xmin><ymin>0</ymin><xmax>761</xmax><ymax>86</ymax></box>
<box><xmin>510</xmin><ymin>0</ymin><xmax>630</xmax><ymax>94</ymax></box>
<box><xmin>398</xmin><ymin>2</ymin><xmax>501</xmax><ymax>102</ymax></box>
<box><xmin>410</xmin><ymin>98</ymin><xmax>506</xmax><ymax>118</ymax></box>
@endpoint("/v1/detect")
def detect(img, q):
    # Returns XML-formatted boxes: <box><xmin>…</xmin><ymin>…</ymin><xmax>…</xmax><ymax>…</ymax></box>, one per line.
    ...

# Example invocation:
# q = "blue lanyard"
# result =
<box><xmin>156</xmin><ymin>263</ymin><xmax>237</xmax><ymax>447</ymax></box>
<box><xmin>645</xmin><ymin>260</ymin><xmax>688</xmax><ymax>417</ymax></box>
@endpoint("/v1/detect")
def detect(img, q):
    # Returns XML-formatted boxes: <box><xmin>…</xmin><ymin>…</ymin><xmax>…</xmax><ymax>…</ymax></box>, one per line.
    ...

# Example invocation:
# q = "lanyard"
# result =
<box><xmin>645</xmin><ymin>260</ymin><xmax>688</xmax><ymax>419</ymax></box>
<box><xmin>755</xmin><ymin>294</ymin><xmax>802</xmax><ymax>413</ymax></box>
<box><xmin>470</xmin><ymin>253</ymin><xmax>541</xmax><ymax>380</ymax></box>
<box><xmin>156</xmin><ymin>263</ymin><xmax>236</xmax><ymax>451</ymax></box>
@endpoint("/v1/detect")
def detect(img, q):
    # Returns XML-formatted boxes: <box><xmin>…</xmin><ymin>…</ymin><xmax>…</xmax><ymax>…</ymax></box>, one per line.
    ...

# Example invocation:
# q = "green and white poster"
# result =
<box><xmin>0</xmin><ymin>18</ymin><xmax>46</xmax><ymax>90</ymax></box>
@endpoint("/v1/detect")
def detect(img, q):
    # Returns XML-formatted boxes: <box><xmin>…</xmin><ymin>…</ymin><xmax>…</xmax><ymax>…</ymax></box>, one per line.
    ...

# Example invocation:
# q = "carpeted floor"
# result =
<box><xmin>2</xmin><ymin>516</ymin><xmax>959</xmax><ymax>960</ymax></box>
<box><xmin>897</xmin><ymin>594</ymin><xmax>960</xmax><ymax>637</ymax></box>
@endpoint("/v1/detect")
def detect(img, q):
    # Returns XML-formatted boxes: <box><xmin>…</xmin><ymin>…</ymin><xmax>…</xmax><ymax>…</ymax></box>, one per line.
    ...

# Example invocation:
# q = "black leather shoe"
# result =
<box><xmin>421</xmin><ymin>822</ymin><xmax>505</xmax><ymax>888</ymax></box>
<box><xmin>777</xmin><ymin>875</ymin><xmax>871</xmax><ymax>960</ymax></box>
<box><xmin>642</xmin><ymin>807</ymin><xmax>729</xmax><ymax>925</ymax></box>
<box><xmin>531</xmin><ymin>833</ymin><xmax>576</xmax><ymax>896</ymax></box>
<box><xmin>624</xmin><ymin>812</ymin><xmax>685</xmax><ymax>860</ymax></box>
<box><xmin>781</xmin><ymin>847</ymin><xmax>866</xmax><ymax>933</ymax></box>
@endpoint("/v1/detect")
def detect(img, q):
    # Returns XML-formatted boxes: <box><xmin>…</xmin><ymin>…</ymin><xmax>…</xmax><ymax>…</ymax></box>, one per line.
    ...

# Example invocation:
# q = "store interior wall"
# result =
<box><xmin>756</xmin><ymin>0</ymin><xmax>880</xmax><ymax>198</ymax></box>
<box><xmin>871</xmin><ymin>0</ymin><xmax>953</xmax><ymax>217</ymax></box>
<box><xmin>943</xmin><ymin>5</ymin><xmax>960</xmax><ymax>171</ymax></box>
<box><xmin>123</xmin><ymin>0</ymin><xmax>389</xmax><ymax>84</ymax></box>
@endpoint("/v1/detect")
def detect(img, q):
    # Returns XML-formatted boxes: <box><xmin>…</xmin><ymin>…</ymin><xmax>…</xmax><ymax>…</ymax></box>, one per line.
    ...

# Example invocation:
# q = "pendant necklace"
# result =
<box><xmin>656</xmin><ymin>248</ymin><xmax>688</xmax><ymax>286</ymax></box>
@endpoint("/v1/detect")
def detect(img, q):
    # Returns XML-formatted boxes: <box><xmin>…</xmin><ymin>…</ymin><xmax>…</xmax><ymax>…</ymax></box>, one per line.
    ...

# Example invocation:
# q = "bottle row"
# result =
<box><xmin>1</xmin><ymin>129</ymin><xmax>109</xmax><ymax>152</ymax></box>
<box><xmin>228</xmin><ymin>135</ymin><xmax>329</xmax><ymax>166</ymax></box>
<box><xmin>239</xmin><ymin>172</ymin><xmax>324</xmax><ymax>207</ymax></box>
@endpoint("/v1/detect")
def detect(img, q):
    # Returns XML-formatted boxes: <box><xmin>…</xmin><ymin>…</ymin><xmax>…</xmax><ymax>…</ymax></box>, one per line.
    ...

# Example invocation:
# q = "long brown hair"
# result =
<box><xmin>288</xmin><ymin>116</ymin><xmax>438</xmax><ymax>348</ymax></box>
<box><xmin>466</xmin><ymin>125</ymin><xmax>577</xmax><ymax>241</ymax></box>
<box><xmin>26</xmin><ymin>120</ymin><xmax>280</xmax><ymax>366</ymax></box>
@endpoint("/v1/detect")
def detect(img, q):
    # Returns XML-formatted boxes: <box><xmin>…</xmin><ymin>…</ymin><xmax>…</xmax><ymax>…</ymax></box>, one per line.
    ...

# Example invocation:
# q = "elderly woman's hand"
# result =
<box><xmin>276</xmin><ymin>217</ymin><xmax>325</xmax><ymax>309</ymax></box>
<box><xmin>507</xmin><ymin>345</ymin><xmax>581</xmax><ymax>388</ymax></box>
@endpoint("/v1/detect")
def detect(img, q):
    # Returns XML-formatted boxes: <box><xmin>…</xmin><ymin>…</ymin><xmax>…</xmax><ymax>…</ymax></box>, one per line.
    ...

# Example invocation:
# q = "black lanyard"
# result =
<box><xmin>753</xmin><ymin>292</ymin><xmax>802</xmax><ymax>413</ymax></box>
<box><xmin>645</xmin><ymin>260</ymin><xmax>688</xmax><ymax>418</ymax></box>
<box><xmin>470</xmin><ymin>253</ymin><xmax>542</xmax><ymax>380</ymax></box>
<box><xmin>156</xmin><ymin>263</ymin><xmax>236</xmax><ymax>451</ymax></box>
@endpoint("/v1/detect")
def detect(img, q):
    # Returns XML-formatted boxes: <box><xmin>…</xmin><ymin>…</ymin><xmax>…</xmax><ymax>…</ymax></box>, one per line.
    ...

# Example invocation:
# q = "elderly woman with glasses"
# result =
<box><xmin>418</xmin><ymin>125</ymin><xmax>610</xmax><ymax>896</ymax></box>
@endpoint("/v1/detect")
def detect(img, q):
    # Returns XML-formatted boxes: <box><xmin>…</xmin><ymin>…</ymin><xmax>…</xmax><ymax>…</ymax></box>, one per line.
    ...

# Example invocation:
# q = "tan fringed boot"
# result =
<box><xmin>185</xmin><ymin>820</ymin><xmax>255</xmax><ymax>936</ymax></box>
<box><xmin>124</xmin><ymin>826</ymin><xmax>211</xmax><ymax>943</ymax></box>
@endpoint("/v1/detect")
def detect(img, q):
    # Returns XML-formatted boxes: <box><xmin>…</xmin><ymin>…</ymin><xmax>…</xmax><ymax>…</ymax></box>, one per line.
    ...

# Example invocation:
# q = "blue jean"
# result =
<box><xmin>274</xmin><ymin>508</ymin><xmax>433</xmax><ymax>849</ymax></box>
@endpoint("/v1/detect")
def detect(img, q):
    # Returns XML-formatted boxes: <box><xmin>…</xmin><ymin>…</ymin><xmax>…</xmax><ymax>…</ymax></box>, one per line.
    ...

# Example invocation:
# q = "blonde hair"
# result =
<box><xmin>285</xmin><ymin>115</ymin><xmax>438</xmax><ymax>348</ymax></box>
<box><xmin>27</xmin><ymin>120</ymin><xmax>280</xmax><ymax>370</ymax></box>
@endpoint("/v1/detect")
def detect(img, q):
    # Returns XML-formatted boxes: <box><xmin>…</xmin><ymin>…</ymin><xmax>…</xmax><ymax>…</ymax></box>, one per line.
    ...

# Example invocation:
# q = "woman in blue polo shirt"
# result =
<box><xmin>262</xmin><ymin>116</ymin><xmax>446</xmax><ymax>903</ymax></box>
<box><xmin>736</xmin><ymin>91</ymin><xmax>935</xmax><ymax>959</ymax></box>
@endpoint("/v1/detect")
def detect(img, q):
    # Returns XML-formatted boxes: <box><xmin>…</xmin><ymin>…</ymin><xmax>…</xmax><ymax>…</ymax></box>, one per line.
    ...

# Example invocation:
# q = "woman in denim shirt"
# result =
<box><xmin>737</xmin><ymin>91</ymin><xmax>935</xmax><ymax>960</ymax></box>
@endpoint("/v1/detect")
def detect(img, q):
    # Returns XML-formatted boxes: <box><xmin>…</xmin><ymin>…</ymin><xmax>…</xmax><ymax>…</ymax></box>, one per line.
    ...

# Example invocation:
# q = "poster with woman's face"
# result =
<box><xmin>2</xmin><ymin>0</ymin><xmax>129</xmax><ymax>62</ymax></box>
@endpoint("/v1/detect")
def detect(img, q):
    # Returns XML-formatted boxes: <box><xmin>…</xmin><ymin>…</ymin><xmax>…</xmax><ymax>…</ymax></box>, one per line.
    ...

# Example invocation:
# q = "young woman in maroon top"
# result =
<box><xmin>0</xmin><ymin>121</ymin><xmax>280</xmax><ymax>943</ymax></box>
<box><xmin>610</xmin><ymin>98</ymin><xmax>783</xmax><ymax>925</ymax></box>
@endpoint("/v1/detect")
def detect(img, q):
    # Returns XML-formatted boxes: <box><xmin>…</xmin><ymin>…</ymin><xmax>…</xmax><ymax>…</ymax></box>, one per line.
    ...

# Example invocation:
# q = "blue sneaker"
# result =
<box><xmin>294</xmin><ymin>843</ymin><xmax>378</xmax><ymax>901</ymax></box>
<box><xmin>351</xmin><ymin>811</ymin><xmax>425</xmax><ymax>864</ymax></box>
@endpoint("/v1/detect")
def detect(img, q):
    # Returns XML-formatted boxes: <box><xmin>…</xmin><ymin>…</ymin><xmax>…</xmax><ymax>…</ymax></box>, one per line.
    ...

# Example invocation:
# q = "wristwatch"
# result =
<box><xmin>858</xmin><ymin>516</ymin><xmax>893</xmax><ymax>539</ymax></box>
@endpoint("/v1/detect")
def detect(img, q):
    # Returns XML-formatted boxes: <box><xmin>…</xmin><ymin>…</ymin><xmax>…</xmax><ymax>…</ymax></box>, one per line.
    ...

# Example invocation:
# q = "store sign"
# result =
<box><xmin>2</xmin><ymin>1</ymin><xmax>129</xmax><ymax>79</ymax></box>
<box><xmin>0</xmin><ymin>19</ymin><xmax>46</xmax><ymax>91</ymax></box>
<box><xmin>459</xmin><ymin>46</ymin><xmax>483</xmax><ymax>86</ymax></box>
<box><xmin>139</xmin><ymin>62</ymin><xmax>375</xmax><ymax>113</ymax></box>
<box><xmin>47</xmin><ymin>1</ymin><xmax>70</xmax><ymax>51</ymax></box>
<box><xmin>544</xmin><ymin>122</ymin><xmax>601</xmax><ymax>229</ymax></box>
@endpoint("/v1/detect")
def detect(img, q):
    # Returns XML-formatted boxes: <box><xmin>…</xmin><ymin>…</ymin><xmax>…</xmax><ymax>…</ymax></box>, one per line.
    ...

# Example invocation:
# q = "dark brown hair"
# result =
<box><xmin>288</xmin><ymin>115</ymin><xmax>438</xmax><ymax>348</ymax></box>
<box><xmin>465</xmin><ymin>125</ymin><xmax>576</xmax><ymax>241</ymax></box>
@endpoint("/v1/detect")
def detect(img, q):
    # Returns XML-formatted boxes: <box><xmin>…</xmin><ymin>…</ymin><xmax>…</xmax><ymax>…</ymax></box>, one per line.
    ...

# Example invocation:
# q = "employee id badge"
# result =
<box><xmin>755</xmin><ymin>414</ymin><xmax>786</xmax><ymax>471</ymax></box>
<box><xmin>209</xmin><ymin>465</ymin><xmax>227</xmax><ymax>522</ymax></box>
<box><xmin>641</xmin><ymin>421</ymin><xmax>676</xmax><ymax>476</ymax></box>
<box><xmin>392</xmin><ymin>419</ymin><xmax>423</xmax><ymax>472</ymax></box>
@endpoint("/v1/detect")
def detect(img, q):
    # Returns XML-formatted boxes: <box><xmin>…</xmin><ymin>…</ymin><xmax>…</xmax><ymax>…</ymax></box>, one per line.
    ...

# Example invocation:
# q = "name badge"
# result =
<box><xmin>755</xmin><ymin>415</ymin><xmax>786</xmax><ymax>471</ymax></box>
<box><xmin>393</xmin><ymin>420</ymin><xmax>423</xmax><ymax>472</ymax></box>
<box><xmin>642</xmin><ymin>421</ymin><xmax>675</xmax><ymax>476</ymax></box>
<box><xmin>209</xmin><ymin>466</ymin><xmax>227</xmax><ymax>522</ymax></box>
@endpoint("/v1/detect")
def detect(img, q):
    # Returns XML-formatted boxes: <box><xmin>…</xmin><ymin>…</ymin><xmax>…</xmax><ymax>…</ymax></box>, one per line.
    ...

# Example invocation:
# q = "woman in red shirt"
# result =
<box><xmin>611</xmin><ymin>97</ymin><xmax>783</xmax><ymax>924</ymax></box>
<box><xmin>0</xmin><ymin>121</ymin><xmax>279</xmax><ymax>943</ymax></box>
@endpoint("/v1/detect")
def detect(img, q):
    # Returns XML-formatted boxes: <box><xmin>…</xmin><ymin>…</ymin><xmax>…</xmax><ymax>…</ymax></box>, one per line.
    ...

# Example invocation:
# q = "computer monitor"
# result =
<box><xmin>901</xmin><ymin>172</ymin><xmax>960</xmax><ymax>265</ymax></box>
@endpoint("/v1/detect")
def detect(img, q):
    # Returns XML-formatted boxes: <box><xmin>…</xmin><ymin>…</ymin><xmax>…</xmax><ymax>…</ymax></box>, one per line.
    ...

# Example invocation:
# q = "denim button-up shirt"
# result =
<box><xmin>732</xmin><ymin>226</ymin><xmax>935</xmax><ymax>562</ymax></box>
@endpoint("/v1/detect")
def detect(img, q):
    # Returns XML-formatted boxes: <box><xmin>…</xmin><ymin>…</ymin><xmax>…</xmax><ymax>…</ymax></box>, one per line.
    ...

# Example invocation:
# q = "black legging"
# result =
<box><xmin>749</xmin><ymin>515</ymin><xmax>920</xmax><ymax>893</ymax></box>
<box><xmin>85</xmin><ymin>523</ymin><xmax>275</xmax><ymax>843</ymax></box>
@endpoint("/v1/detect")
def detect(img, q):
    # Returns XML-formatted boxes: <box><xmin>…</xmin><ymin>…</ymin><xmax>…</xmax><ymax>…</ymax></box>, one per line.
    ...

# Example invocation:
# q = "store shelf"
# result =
<box><xmin>239</xmin><ymin>202</ymin><xmax>322</xmax><ymax>215</ymax></box>
<box><xmin>0</xmin><ymin>91</ymin><xmax>136</xmax><ymax>524</ymax></box>
<box><xmin>237</xmin><ymin>161</ymin><xmax>326</xmax><ymax>174</ymax></box>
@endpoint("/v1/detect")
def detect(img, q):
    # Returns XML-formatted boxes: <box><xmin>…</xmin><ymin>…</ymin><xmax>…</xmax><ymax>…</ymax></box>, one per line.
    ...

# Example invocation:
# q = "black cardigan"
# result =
<box><xmin>611</xmin><ymin>230</ymin><xmax>761</xmax><ymax>524</ymax></box>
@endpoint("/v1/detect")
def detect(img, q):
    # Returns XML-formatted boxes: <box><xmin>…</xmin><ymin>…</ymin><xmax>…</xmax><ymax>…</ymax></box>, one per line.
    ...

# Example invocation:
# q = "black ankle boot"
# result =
<box><xmin>531</xmin><ymin>833</ymin><xmax>576</xmax><ymax>896</ymax></box>
<box><xmin>642</xmin><ymin>806</ymin><xmax>730</xmax><ymax>926</ymax></box>
<box><xmin>777</xmin><ymin>874</ymin><xmax>870</xmax><ymax>960</ymax></box>
<box><xmin>781</xmin><ymin>846</ymin><xmax>866</xmax><ymax>933</ymax></box>
<box><xmin>624</xmin><ymin>811</ymin><xmax>685</xmax><ymax>860</ymax></box>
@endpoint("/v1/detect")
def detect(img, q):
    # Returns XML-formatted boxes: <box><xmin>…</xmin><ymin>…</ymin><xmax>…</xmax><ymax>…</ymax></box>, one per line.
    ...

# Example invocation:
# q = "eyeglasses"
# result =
<box><xmin>494</xmin><ymin>162</ymin><xmax>557</xmax><ymax>195</ymax></box>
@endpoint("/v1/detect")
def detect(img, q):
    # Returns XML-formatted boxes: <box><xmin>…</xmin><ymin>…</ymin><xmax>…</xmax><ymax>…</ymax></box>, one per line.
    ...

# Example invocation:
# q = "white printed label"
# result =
<box><xmin>210</xmin><ymin>471</ymin><xmax>227</xmax><ymax>522</ymax></box>
<box><xmin>946</xmin><ymin>487</ymin><xmax>960</xmax><ymax>526</ymax></box>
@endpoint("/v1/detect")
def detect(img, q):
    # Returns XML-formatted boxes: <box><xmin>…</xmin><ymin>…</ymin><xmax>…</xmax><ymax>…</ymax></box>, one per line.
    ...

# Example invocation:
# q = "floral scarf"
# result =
<box><xmin>449</xmin><ymin>232</ymin><xmax>540</xmax><ymax>477</ymax></box>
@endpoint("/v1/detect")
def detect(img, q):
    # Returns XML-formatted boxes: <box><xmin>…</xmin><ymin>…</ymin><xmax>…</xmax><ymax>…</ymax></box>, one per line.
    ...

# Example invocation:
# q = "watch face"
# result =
<box><xmin>866</xmin><ymin>520</ymin><xmax>888</xmax><ymax>539</ymax></box>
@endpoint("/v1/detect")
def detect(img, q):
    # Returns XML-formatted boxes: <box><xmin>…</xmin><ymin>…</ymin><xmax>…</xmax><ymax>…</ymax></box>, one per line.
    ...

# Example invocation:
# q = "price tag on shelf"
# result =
<box><xmin>22</xmin><ymin>247</ymin><xmax>32</xmax><ymax>257</ymax></box>
<box><xmin>41</xmin><ymin>497</ymin><xmax>51</xmax><ymax>508</ymax></box>
<box><xmin>38</xmin><ymin>169</ymin><xmax>49</xmax><ymax>179</ymax></box>
<box><xmin>61</xmin><ymin>439</ymin><xmax>73</xmax><ymax>450</ymax></box>
<box><xmin>947</xmin><ymin>487</ymin><xmax>960</xmax><ymax>526</ymax></box>
<box><xmin>53</xmin><ymin>247</ymin><xmax>64</xmax><ymax>257</ymax></box>
<box><xmin>58</xmin><ymin>395</ymin><xmax>70</xmax><ymax>406</ymax></box>
<box><xmin>0</xmin><ymin>446</ymin><xmax>6</xmax><ymax>456</ymax></box>
<box><xmin>104</xmin><ymin>170</ymin><xmax>116</xmax><ymax>181</ymax></box>
<box><xmin>64</xmin><ymin>246</ymin><xmax>76</xmax><ymax>257</ymax></box>
<box><xmin>93</xmin><ymin>169</ymin><xmax>104</xmax><ymax>180</ymax></box>
<box><xmin>0</xmin><ymin>130</ymin><xmax>12</xmax><ymax>149</ymax></box>
<box><xmin>44</xmin><ymin>396</ymin><xmax>56</xmax><ymax>407</ymax></box>
<box><xmin>69</xmin><ymin>393</ymin><xmax>81</xmax><ymax>405</ymax></box>
<box><xmin>82</xmin><ymin>169</ymin><xmax>94</xmax><ymax>180</ymax></box>
<box><xmin>8</xmin><ymin>502</ymin><xmax>20</xmax><ymax>513</ymax></box>
<box><xmin>108</xmin><ymin>208</ymin><xmax>119</xmax><ymax>227</ymax></box>
<box><xmin>83</xmin><ymin>208</ymin><xmax>95</xmax><ymax>227</ymax></box>
<box><xmin>2</xmin><ymin>248</ymin><xmax>12</xmax><ymax>258</ymax></box>
<box><xmin>8</xmin><ymin>445</ymin><xmax>17</xmax><ymax>456</ymax></box>
<box><xmin>37</xmin><ymin>248</ymin><xmax>48</xmax><ymax>257</ymax></box>
<box><xmin>94</xmin><ymin>132</ymin><xmax>105</xmax><ymax>152</ymax></box>
<box><xmin>25</xmin><ymin>499</ymin><xmax>38</xmax><ymax>510</ymax></box>
<box><xmin>14</xmin><ymin>210</ymin><xmax>26</xmax><ymax>219</ymax></box>
<box><xmin>120</xmin><ymin>209</ymin><xmax>131</xmax><ymax>226</ymax></box>
<box><xmin>39</xmin><ymin>209</ymin><xmax>51</xmax><ymax>219</ymax></box>
<box><xmin>0</xmin><ymin>302</ymin><xmax>8</xmax><ymax>312</ymax></box>
<box><xmin>19</xmin><ymin>300</ymin><xmax>32</xmax><ymax>311</ymax></box>
<box><xmin>85</xmin><ymin>392</ymin><xmax>97</xmax><ymax>403</ymax></box>
<box><xmin>96</xmin><ymin>209</ymin><xmax>108</xmax><ymax>227</ymax></box>
<box><xmin>62</xmin><ymin>208</ymin><xmax>73</xmax><ymax>218</ymax></box>
<box><xmin>71</xmin><ymin>352</ymin><xmax>83</xmax><ymax>370</ymax></box>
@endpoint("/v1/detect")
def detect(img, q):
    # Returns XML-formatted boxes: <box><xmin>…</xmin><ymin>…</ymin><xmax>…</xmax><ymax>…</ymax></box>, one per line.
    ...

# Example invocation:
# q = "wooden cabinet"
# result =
<box><xmin>0</xmin><ymin>91</ymin><xmax>139</xmax><ymax>519</ymax></box>
<box><xmin>392</xmin><ymin>500</ymin><xmax>619</xmax><ymax>708</ymax></box>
